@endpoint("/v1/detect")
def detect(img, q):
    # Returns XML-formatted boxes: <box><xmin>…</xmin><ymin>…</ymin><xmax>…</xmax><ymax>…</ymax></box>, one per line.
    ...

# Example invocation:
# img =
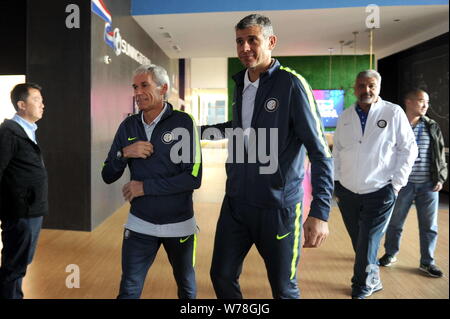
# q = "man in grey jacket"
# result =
<box><xmin>379</xmin><ymin>89</ymin><xmax>447</xmax><ymax>278</ymax></box>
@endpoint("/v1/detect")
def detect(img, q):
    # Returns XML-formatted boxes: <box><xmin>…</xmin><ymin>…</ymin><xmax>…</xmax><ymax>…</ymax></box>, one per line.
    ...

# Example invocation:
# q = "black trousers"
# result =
<box><xmin>117</xmin><ymin>229</ymin><xmax>197</xmax><ymax>299</ymax></box>
<box><xmin>210</xmin><ymin>195</ymin><xmax>303</xmax><ymax>299</ymax></box>
<box><xmin>0</xmin><ymin>216</ymin><xmax>43</xmax><ymax>299</ymax></box>
<box><xmin>335</xmin><ymin>182</ymin><xmax>396</xmax><ymax>296</ymax></box>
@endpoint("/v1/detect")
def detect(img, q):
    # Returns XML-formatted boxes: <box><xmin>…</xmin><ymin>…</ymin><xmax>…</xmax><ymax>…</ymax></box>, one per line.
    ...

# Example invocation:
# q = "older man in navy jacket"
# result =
<box><xmin>102</xmin><ymin>64</ymin><xmax>202</xmax><ymax>299</ymax></box>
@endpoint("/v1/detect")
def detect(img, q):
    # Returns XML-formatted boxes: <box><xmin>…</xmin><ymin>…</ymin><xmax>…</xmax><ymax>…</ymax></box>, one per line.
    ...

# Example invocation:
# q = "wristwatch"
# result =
<box><xmin>116</xmin><ymin>150</ymin><xmax>123</xmax><ymax>159</ymax></box>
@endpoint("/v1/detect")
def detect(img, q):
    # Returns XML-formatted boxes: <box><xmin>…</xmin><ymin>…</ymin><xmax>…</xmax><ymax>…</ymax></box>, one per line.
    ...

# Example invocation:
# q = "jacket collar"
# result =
<box><xmin>232</xmin><ymin>58</ymin><xmax>280</xmax><ymax>86</ymax></box>
<box><xmin>137</xmin><ymin>102</ymin><xmax>174</xmax><ymax>124</ymax></box>
<box><xmin>420</xmin><ymin>115</ymin><xmax>434</xmax><ymax>124</ymax></box>
<box><xmin>354</xmin><ymin>96</ymin><xmax>384</xmax><ymax>112</ymax></box>
<box><xmin>0</xmin><ymin>119</ymin><xmax>30</xmax><ymax>140</ymax></box>
<box><xmin>243</xmin><ymin>69</ymin><xmax>260</xmax><ymax>91</ymax></box>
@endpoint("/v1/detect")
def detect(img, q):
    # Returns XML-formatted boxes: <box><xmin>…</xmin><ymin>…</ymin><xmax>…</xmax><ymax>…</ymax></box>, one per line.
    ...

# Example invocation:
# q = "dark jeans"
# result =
<box><xmin>335</xmin><ymin>182</ymin><xmax>396</xmax><ymax>296</ymax></box>
<box><xmin>384</xmin><ymin>181</ymin><xmax>439</xmax><ymax>266</ymax></box>
<box><xmin>210</xmin><ymin>195</ymin><xmax>303</xmax><ymax>299</ymax></box>
<box><xmin>0</xmin><ymin>216</ymin><xmax>43</xmax><ymax>299</ymax></box>
<box><xmin>117</xmin><ymin>229</ymin><xmax>197</xmax><ymax>299</ymax></box>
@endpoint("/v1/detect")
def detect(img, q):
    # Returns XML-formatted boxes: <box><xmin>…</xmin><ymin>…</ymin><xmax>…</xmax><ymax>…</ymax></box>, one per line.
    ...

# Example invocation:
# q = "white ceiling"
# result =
<box><xmin>133</xmin><ymin>5</ymin><xmax>449</xmax><ymax>60</ymax></box>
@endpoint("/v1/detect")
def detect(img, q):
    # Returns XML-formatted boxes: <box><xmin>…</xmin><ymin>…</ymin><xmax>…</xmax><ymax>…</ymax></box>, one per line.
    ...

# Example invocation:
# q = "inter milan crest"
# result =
<box><xmin>162</xmin><ymin>131</ymin><xmax>174</xmax><ymax>144</ymax></box>
<box><xmin>265</xmin><ymin>98</ymin><xmax>279</xmax><ymax>112</ymax></box>
<box><xmin>377</xmin><ymin>119</ymin><xmax>387</xmax><ymax>128</ymax></box>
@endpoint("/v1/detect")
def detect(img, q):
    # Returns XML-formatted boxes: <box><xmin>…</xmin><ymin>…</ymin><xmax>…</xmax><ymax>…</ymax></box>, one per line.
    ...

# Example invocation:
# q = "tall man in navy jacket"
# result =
<box><xmin>202</xmin><ymin>14</ymin><xmax>334</xmax><ymax>299</ymax></box>
<box><xmin>102</xmin><ymin>65</ymin><xmax>202</xmax><ymax>299</ymax></box>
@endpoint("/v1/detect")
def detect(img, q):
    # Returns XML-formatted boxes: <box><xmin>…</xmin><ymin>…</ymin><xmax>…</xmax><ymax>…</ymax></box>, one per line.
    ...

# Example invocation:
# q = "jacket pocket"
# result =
<box><xmin>6</xmin><ymin>186</ymin><xmax>29</xmax><ymax>218</ymax></box>
<box><xmin>26</xmin><ymin>179</ymin><xmax>48</xmax><ymax>217</ymax></box>
<box><xmin>4</xmin><ymin>181</ymin><xmax>47</xmax><ymax>218</ymax></box>
<box><xmin>269</xmin><ymin>166</ymin><xmax>285</xmax><ymax>190</ymax></box>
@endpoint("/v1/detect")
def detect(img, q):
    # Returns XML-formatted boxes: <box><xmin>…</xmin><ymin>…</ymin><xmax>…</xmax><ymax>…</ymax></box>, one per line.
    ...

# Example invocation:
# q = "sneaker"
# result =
<box><xmin>419</xmin><ymin>264</ymin><xmax>443</xmax><ymax>278</ymax></box>
<box><xmin>379</xmin><ymin>254</ymin><xmax>397</xmax><ymax>267</ymax></box>
<box><xmin>352</xmin><ymin>281</ymin><xmax>383</xmax><ymax>299</ymax></box>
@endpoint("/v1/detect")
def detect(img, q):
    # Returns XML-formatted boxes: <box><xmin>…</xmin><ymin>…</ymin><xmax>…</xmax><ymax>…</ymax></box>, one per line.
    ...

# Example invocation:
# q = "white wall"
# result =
<box><xmin>0</xmin><ymin>75</ymin><xmax>25</xmax><ymax>122</ymax></box>
<box><xmin>377</xmin><ymin>21</ymin><xmax>449</xmax><ymax>59</ymax></box>
<box><xmin>190</xmin><ymin>58</ymin><xmax>228</xmax><ymax>89</ymax></box>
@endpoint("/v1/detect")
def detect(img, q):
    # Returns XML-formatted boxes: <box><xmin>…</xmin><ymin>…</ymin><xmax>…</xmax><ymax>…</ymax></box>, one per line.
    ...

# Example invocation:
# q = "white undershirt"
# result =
<box><xmin>242</xmin><ymin>69</ymin><xmax>259</xmax><ymax>148</ymax></box>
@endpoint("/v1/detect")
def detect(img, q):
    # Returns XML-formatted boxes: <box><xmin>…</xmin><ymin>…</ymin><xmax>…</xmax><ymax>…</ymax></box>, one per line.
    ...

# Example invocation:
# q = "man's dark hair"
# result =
<box><xmin>235</xmin><ymin>14</ymin><xmax>274</xmax><ymax>38</ymax></box>
<box><xmin>404</xmin><ymin>88</ymin><xmax>426</xmax><ymax>103</ymax></box>
<box><xmin>10</xmin><ymin>83</ymin><xmax>42</xmax><ymax>111</ymax></box>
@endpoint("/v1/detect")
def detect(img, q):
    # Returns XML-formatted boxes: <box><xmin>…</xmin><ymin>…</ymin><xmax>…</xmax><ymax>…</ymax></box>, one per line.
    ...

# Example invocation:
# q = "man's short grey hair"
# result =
<box><xmin>356</xmin><ymin>69</ymin><xmax>382</xmax><ymax>85</ymax></box>
<box><xmin>134</xmin><ymin>64</ymin><xmax>170</xmax><ymax>100</ymax></box>
<box><xmin>235</xmin><ymin>14</ymin><xmax>274</xmax><ymax>39</ymax></box>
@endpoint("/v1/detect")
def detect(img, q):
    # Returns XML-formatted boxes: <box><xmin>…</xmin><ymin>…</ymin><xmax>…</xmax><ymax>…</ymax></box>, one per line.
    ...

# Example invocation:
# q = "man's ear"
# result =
<box><xmin>404</xmin><ymin>99</ymin><xmax>412</xmax><ymax>109</ymax></box>
<box><xmin>16</xmin><ymin>101</ymin><xmax>26</xmax><ymax>112</ymax></box>
<box><xmin>160</xmin><ymin>83</ymin><xmax>169</xmax><ymax>97</ymax></box>
<box><xmin>268</xmin><ymin>35</ymin><xmax>277</xmax><ymax>50</ymax></box>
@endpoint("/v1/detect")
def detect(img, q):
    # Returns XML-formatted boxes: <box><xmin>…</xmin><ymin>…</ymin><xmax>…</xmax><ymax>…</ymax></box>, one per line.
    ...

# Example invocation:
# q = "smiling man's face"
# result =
<box><xmin>236</xmin><ymin>25</ymin><xmax>276</xmax><ymax>70</ymax></box>
<box><xmin>132</xmin><ymin>73</ymin><xmax>166</xmax><ymax>112</ymax></box>
<box><xmin>354</xmin><ymin>76</ymin><xmax>380</xmax><ymax>108</ymax></box>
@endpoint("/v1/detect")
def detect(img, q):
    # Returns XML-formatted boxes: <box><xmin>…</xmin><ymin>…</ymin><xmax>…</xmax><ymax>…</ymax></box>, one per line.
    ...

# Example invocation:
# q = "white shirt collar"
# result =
<box><xmin>141</xmin><ymin>102</ymin><xmax>167</xmax><ymax>127</ymax></box>
<box><xmin>13</xmin><ymin>114</ymin><xmax>38</xmax><ymax>131</ymax></box>
<box><xmin>12</xmin><ymin>114</ymin><xmax>38</xmax><ymax>143</ymax></box>
<box><xmin>243</xmin><ymin>69</ymin><xmax>260</xmax><ymax>92</ymax></box>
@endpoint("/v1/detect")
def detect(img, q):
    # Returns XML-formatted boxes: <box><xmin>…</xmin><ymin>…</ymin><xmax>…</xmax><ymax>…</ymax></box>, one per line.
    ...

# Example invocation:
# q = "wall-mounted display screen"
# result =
<box><xmin>312</xmin><ymin>89</ymin><xmax>345</xmax><ymax>128</ymax></box>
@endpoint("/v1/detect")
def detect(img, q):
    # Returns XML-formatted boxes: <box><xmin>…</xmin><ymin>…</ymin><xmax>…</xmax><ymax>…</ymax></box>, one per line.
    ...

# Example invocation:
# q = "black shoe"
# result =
<box><xmin>379</xmin><ymin>254</ymin><xmax>397</xmax><ymax>267</ymax></box>
<box><xmin>419</xmin><ymin>264</ymin><xmax>443</xmax><ymax>278</ymax></box>
<box><xmin>352</xmin><ymin>281</ymin><xmax>383</xmax><ymax>299</ymax></box>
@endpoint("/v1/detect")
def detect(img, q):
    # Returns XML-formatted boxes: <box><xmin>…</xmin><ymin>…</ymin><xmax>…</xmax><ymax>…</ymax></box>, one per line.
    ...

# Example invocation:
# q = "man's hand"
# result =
<box><xmin>122</xmin><ymin>181</ymin><xmax>144</xmax><ymax>202</ymax></box>
<box><xmin>303</xmin><ymin>216</ymin><xmax>329</xmax><ymax>248</ymax></box>
<box><xmin>123</xmin><ymin>141</ymin><xmax>153</xmax><ymax>159</ymax></box>
<box><xmin>433</xmin><ymin>182</ymin><xmax>443</xmax><ymax>192</ymax></box>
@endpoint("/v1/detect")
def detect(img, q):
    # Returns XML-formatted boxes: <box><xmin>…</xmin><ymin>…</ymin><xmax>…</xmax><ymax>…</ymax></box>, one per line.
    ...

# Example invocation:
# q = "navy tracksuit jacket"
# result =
<box><xmin>202</xmin><ymin>59</ymin><xmax>334</xmax><ymax>221</ymax></box>
<box><xmin>102</xmin><ymin>103</ymin><xmax>202</xmax><ymax>224</ymax></box>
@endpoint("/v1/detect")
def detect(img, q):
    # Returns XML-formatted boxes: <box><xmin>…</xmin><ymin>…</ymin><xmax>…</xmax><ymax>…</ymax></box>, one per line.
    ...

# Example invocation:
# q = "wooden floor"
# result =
<box><xmin>6</xmin><ymin>148</ymin><xmax>449</xmax><ymax>299</ymax></box>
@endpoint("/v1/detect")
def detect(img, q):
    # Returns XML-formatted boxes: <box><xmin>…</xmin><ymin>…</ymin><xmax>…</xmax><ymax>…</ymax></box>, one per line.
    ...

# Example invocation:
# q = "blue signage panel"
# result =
<box><xmin>132</xmin><ymin>0</ymin><xmax>448</xmax><ymax>15</ymax></box>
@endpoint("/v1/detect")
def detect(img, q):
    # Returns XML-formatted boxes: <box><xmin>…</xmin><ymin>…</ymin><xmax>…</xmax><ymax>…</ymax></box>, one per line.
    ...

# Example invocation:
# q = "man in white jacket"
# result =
<box><xmin>333</xmin><ymin>70</ymin><xmax>418</xmax><ymax>299</ymax></box>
